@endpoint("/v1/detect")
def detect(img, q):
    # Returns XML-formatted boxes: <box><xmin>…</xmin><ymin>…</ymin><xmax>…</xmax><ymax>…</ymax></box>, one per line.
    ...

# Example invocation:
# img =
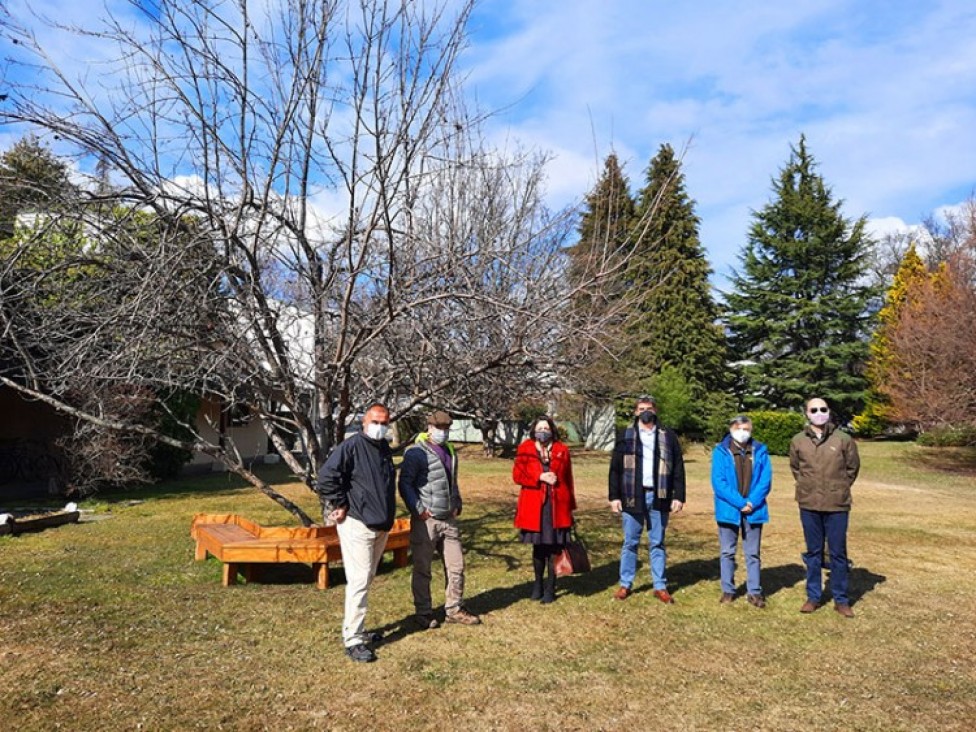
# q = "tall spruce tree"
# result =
<box><xmin>625</xmin><ymin>144</ymin><xmax>727</xmax><ymax>421</ymax></box>
<box><xmin>725</xmin><ymin>136</ymin><xmax>876</xmax><ymax>421</ymax></box>
<box><xmin>568</xmin><ymin>152</ymin><xmax>635</xmax><ymax>398</ymax></box>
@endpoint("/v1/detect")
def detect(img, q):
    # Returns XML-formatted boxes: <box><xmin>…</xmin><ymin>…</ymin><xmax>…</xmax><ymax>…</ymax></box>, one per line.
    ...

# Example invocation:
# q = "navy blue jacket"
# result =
<box><xmin>315</xmin><ymin>432</ymin><xmax>397</xmax><ymax>531</ymax></box>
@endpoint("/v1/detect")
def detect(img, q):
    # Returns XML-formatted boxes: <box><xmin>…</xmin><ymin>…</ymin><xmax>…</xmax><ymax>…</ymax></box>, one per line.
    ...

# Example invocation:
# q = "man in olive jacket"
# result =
<box><xmin>789</xmin><ymin>397</ymin><xmax>860</xmax><ymax>618</ymax></box>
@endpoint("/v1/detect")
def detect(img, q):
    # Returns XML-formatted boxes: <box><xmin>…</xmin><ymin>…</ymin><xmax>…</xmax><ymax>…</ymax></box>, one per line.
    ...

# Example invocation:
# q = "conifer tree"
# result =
<box><xmin>568</xmin><ymin>152</ymin><xmax>635</xmax><ymax>398</ymax></box>
<box><xmin>625</xmin><ymin>143</ymin><xmax>727</xmax><ymax>422</ymax></box>
<box><xmin>725</xmin><ymin>136</ymin><xmax>877</xmax><ymax>422</ymax></box>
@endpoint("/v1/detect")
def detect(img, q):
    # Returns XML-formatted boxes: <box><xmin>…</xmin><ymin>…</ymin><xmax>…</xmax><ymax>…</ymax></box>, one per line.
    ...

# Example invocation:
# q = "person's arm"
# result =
<box><xmin>512</xmin><ymin>441</ymin><xmax>543</xmax><ymax>487</ymax></box>
<box><xmin>397</xmin><ymin>447</ymin><xmax>425</xmax><ymax>515</ymax></box>
<box><xmin>562</xmin><ymin>445</ymin><xmax>577</xmax><ymax>512</ymax></box>
<box><xmin>845</xmin><ymin>436</ymin><xmax>861</xmax><ymax>485</ymax></box>
<box><xmin>315</xmin><ymin>441</ymin><xmax>351</xmax><ymax>521</ymax></box>
<box><xmin>670</xmin><ymin>434</ymin><xmax>686</xmax><ymax>510</ymax></box>
<box><xmin>747</xmin><ymin>446</ymin><xmax>773</xmax><ymax>510</ymax></box>
<box><xmin>789</xmin><ymin>438</ymin><xmax>801</xmax><ymax>481</ymax></box>
<box><xmin>711</xmin><ymin>446</ymin><xmax>748</xmax><ymax>510</ymax></box>
<box><xmin>607</xmin><ymin>441</ymin><xmax>625</xmax><ymax>512</ymax></box>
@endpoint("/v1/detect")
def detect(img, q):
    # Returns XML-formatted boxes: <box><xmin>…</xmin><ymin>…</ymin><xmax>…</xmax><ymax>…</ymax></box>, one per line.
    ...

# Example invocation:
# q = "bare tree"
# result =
<box><xmin>882</xmin><ymin>203</ymin><xmax>976</xmax><ymax>431</ymax></box>
<box><xmin>0</xmin><ymin>1</ymin><xmax>633</xmax><ymax>523</ymax></box>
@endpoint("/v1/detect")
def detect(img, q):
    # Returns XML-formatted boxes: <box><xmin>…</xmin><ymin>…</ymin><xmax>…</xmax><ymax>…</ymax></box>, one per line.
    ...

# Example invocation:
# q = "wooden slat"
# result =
<box><xmin>192</xmin><ymin>513</ymin><xmax>411</xmax><ymax>589</ymax></box>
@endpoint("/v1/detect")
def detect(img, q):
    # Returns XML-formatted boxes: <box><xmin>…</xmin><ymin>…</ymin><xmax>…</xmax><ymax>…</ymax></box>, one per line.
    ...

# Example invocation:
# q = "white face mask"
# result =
<box><xmin>730</xmin><ymin>428</ymin><xmax>751</xmax><ymax>444</ymax></box>
<box><xmin>365</xmin><ymin>423</ymin><xmax>389</xmax><ymax>441</ymax></box>
<box><xmin>808</xmin><ymin>410</ymin><xmax>830</xmax><ymax>427</ymax></box>
<box><xmin>429</xmin><ymin>428</ymin><xmax>449</xmax><ymax>445</ymax></box>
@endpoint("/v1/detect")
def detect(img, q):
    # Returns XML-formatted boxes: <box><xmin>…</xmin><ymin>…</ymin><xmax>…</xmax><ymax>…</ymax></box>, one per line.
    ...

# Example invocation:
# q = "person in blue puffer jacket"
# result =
<box><xmin>710</xmin><ymin>415</ymin><xmax>772</xmax><ymax>608</ymax></box>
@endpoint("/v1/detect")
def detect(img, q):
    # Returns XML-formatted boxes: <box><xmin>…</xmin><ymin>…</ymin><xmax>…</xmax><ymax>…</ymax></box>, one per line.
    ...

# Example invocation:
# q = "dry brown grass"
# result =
<box><xmin>1</xmin><ymin>441</ymin><xmax>975</xmax><ymax>731</ymax></box>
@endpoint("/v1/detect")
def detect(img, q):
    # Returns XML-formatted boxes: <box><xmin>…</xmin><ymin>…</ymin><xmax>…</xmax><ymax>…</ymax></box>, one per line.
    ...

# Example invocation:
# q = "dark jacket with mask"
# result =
<box><xmin>316</xmin><ymin>431</ymin><xmax>397</xmax><ymax>530</ymax></box>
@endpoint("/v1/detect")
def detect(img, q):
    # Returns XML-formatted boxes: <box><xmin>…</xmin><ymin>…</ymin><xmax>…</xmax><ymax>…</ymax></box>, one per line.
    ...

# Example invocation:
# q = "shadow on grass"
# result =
<box><xmin>905</xmin><ymin>446</ymin><xmax>976</xmax><ymax>476</ymax></box>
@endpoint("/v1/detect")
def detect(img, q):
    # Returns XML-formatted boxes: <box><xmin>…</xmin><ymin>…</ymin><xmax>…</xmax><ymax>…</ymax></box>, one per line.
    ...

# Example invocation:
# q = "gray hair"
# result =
<box><xmin>728</xmin><ymin>414</ymin><xmax>752</xmax><ymax>427</ymax></box>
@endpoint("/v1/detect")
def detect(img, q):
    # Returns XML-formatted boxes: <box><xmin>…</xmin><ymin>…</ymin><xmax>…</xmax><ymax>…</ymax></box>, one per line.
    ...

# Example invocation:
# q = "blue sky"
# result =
<box><xmin>3</xmin><ymin>0</ymin><xmax>975</xmax><ymax>289</ymax></box>
<box><xmin>460</xmin><ymin>0</ymin><xmax>976</xmax><ymax>287</ymax></box>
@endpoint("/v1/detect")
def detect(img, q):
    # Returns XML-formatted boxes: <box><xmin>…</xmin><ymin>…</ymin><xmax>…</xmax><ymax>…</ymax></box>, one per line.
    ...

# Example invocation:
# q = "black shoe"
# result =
<box><xmin>530</xmin><ymin>581</ymin><xmax>543</xmax><ymax>601</ymax></box>
<box><xmin>366</xmin><ymin>630</ymin><xmax>384</xmax><ymax>645</ymax></box>
<box><xmin>345</xmin><ymin>643</ymin><xmax>377</xmax><ymax>663</ymax></box>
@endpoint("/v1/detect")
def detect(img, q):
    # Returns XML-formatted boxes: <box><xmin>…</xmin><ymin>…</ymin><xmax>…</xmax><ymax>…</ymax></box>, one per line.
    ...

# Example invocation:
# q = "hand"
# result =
<box><xmin>670</xmin><ymin>500</ymin><xmax>684</xmax><ymax>514</ymax></box>
<box><xmin>328</xmin><ymin>506</ymin><xmax>347</xmax><ymax>523</ymax></box>
<box><xmin>418</xmin><ymin>509</ymin><xmax>432</xmax><ymax>520</ymax></box>
<box><xmin>609</xmin><ymin>499</ymin><xmax>622</xmax><ymax>514</ymax></box>
<box><xmin>539</xmin><ymin>471</ymin><xmax>557</xmax><ymax>485</ymax></box>
<box><xmin>742</xmin><ymin>502</ymin><xmax>753</xmax><ymax>514</ymax></box>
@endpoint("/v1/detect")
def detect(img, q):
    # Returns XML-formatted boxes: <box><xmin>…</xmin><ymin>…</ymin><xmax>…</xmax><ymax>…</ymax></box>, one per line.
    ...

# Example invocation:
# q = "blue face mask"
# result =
<box><xmin>534</xmin><ymin>430</ymin><xmax>553</xmax><ymax>443</ymax></box>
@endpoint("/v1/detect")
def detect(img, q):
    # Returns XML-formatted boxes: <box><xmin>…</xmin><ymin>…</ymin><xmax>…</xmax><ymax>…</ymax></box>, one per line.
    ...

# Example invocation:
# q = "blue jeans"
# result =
<box><xmin>717</xmin><ymin>519</ymin><xmax>763</xmax><ymax>596</ymax></box>
<box><xmin>800</xmin><ymin>509</ymin><xmax>850</xmax><ymax>605</ymax></box>
<box><xmin>619</xmin><ymin>498</ymin><xmax>669</xmax><ymax>590</ymax></box>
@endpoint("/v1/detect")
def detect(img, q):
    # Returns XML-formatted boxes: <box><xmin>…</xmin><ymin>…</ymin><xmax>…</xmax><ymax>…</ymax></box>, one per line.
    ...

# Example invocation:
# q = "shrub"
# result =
<box><xmin>916</xmin><ymin>425</ymin><xmax>976</xmax><ymax>447</ymax></box>
<box><xmin>748</xmin><ymin>410</ymin><xmax>807</xmax><ymax>456</ymax></box>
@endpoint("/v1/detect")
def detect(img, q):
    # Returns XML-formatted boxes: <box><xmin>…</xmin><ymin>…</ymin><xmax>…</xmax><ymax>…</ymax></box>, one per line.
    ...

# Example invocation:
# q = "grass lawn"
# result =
<box><xmin>2</xmin><ymin>441</ymin><xmax>975</xmax><ymax>731</ymax></box>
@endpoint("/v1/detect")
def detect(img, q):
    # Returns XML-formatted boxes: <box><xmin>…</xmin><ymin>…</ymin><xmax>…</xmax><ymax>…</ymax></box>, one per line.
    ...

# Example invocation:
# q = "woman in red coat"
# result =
<box><xmin>512</xmin><ymin>416</ymin><xmax>577</xmax><ymax>603</ymax></box>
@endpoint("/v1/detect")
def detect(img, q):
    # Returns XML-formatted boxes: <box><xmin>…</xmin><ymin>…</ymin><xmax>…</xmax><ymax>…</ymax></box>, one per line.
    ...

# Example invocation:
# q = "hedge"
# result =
<box><xmin>747</xmin><ymin>410</ymin><xmax>807</xmax><ymax>456</ymax></box>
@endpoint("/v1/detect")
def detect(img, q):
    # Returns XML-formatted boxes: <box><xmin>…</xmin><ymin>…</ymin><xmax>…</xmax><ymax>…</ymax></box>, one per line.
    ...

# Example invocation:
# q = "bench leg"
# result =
<box><xmin>243</xmin><ymin>564</ymin><xmax>261</xmax><ymax>584</ymax></box>
<box><xmin>314</xmin><ymin>563</ymin><xmax>330</xmax><ymax>590</ymax></box>
<box><xmin>222</xmin><ymin>562</ymin><xmax>239</xmax><ymax>587</ymax></box>
<box><xmin>393</xmin><ymin>547</ymin><xmax>409</xmax><ymax>568</ymax></box>
<box><xmin>194</xmin><ymin>542</ymin><xmax>208</xmax><ymax>561</ymax></box>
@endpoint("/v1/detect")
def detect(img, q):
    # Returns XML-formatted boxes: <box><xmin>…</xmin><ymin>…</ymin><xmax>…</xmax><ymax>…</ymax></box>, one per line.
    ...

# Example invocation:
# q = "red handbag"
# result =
<box><xmin>554</xmin><ymin>526</ymin><xmax>591</xmax><ymax>577</ymax></box>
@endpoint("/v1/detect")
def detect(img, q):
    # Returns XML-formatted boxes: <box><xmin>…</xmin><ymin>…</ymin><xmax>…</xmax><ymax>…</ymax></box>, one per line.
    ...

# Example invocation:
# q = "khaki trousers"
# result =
<box><xmin>335</xmin><ymin>515</ymin><xmax>389</xmax><ymax>647</ymax></box>
<box><xmin>410</xmin><ymin>515</ymin><xmax>466</xmax><ymax>615</ymax></box>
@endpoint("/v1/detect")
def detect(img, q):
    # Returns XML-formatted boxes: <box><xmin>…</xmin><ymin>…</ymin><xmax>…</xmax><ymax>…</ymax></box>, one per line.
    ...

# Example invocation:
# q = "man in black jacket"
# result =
<box><xmin>608</xmin><ymin>395</ymin><xmax>686</xmax><ymax>604</ymax></box>
<box><xmin>316</xmin><ymin>403</ymin><xmax>397</xmax><ymax>663</ymax></box>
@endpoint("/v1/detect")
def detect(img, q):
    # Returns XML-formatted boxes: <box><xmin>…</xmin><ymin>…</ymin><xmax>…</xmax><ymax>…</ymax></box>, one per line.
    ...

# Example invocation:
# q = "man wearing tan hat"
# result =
<box><xmin>398</xmin><ymin>410</ymin><xmax>481</xmax><ymax>628</ymax></box>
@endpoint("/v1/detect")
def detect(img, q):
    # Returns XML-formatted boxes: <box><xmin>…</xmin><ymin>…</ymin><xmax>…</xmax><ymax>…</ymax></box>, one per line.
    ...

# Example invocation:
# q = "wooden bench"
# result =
<box><xmin>190</xmin><ymin>513</ymin><xmax>411</xmax><ymax>589</ymax></box>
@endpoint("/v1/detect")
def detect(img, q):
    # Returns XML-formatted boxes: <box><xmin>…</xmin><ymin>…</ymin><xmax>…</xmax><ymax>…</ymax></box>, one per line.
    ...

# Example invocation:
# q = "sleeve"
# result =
<box><xmin>397</xmin><ymin>447</ymin><xmax>424</xmax><ymax>514</ymax></box>
<box><xmin>746</xmin><ymin>446</ymin><xmax>773</xmax><ymax>509</ymax></box>
<box><xmin>845</xmin><ymin>437</ymin><xmax>861</xmax><ymax>486</ymax></box>
<box><xmin>315</xmin><ymin>441</ymin><xmax>351</xmax><ymax>509</ymax></box>
<box><xmin>608</xmin><ymin>442</ymin><xmax>623</xmax><ymax>501</ymax></box>
<box><xmin>670</xmin><ymin>435</ymin><xmax>687</xmax><ymax>503</ymax></box>
<box><xmin>711</xmin><ymin>446</ymin><xmax>748</xmax><ymax>510</ymax></box>
<box><xmin>789</xmin><ymin>436</ymin><xmax>801</xmax><ymax>481</ymax></box>
<box><xmin>512</xmin><ymin>441</ymin><xmax>542</xmax><ymax>488</ymax></box>
<box><xmin>563</xmin><ymin>446</ymin><xmax>577</xmax><ymax>512</ymax></box>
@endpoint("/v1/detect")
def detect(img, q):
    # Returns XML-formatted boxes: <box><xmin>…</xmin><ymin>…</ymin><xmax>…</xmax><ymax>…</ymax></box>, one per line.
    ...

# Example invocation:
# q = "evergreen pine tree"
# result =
<box><xmin>568</xmin><ymin>152</ymin><xmax>635</xmax><ymax>398</ymax></box>
<box><xmin>0</xmin><ymin>135</ymin><xmax>73</xmax><ymax>238</ymax></box>
<box><xmin>625</xmin><ymin>143</ymin><xmax>727</xmax><ymax>424</ymax></box>
<box><xmin>725</xmin><ymin>135</ymin><xmax>877</xmax><ymax>422</ymax></box>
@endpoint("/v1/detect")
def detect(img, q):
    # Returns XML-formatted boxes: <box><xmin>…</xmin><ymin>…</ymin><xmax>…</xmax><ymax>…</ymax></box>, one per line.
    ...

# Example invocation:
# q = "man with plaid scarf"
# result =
<box><xmin>609</xmin><ymin>395</ymin><xmax>686</xmax><ymax>604</ymax></box>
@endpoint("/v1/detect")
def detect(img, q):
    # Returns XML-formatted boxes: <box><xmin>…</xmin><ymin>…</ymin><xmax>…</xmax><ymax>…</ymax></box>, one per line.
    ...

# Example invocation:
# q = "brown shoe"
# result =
<box><xmin>800</xmin><ymin>600</ymin><xmax>822</xmax><ymax>613</ymax></box>
<box><xmin>834</xmin><ymin>603</ymin><xmax>855</xmax><ymax>618</ymax></box>
<box><xmin>653</xmin><ymin>589</ymin><xmax>675</xmax><ymax>604</ymax></box>
<box><xmin>445</xmin><ymin>608</ymin><xmax>481</xmax><ymax>625</ymax></box>
<box><xmin>719</xmin><ymin>592</ymin><xmax>735</xmax><ymax>604</ymax></box>
<box><xmin>614</xmin><ymin>586</ymin><xmax>632</xmax><ymax>601</ymax></box>
<box><xmin>746</xmin><ymin>594</ymin><xmax>766</xmax><ymax>609</ymax></box>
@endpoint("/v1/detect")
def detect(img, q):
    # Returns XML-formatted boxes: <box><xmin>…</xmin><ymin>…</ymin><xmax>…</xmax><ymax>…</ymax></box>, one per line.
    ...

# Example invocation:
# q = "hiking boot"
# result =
<box><xmin>720</xmin><ymin>592</ymin><xmax>735</xmax><ymax>604</ymax></box>
<box><xmin>445</xmin><ymin>607</ymin><xmax>481</xmax><ymax>625</ymax></box>
<box><xmin>414</xmin><ymin>613</ymin><xmax>439</xmax><ymax>630</ymax></box>
<box><xmin>800</xmin><ymin>600</ymin><xmax>822</xmax><ymax>613</ymax></box>
<box><xmin>345</xmin><ymin>643</ymin><xmax>377</xmax><ymax>663</ymax></box>
<box><xmin>746</xmin><ymin>594</ymin><xmax>766</xmax><ymax>609</ymax></box>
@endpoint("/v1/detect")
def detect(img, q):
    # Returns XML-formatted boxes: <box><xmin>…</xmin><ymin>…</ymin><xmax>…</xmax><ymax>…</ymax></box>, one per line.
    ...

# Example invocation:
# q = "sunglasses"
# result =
<box><xmin>807</xmin><ymin>407</ymin><xmax>829</xmax><ymax>414</ymax></box>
